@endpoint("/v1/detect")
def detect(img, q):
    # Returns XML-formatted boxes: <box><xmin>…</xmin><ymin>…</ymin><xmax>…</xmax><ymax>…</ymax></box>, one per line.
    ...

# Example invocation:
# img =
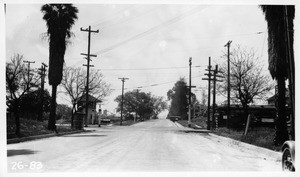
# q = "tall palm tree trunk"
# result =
<box><xmin>274</xmin><ymin>76</ymin><xmax>289</xmax><ymax>145</ymax></box>
<box><xmin>48</xmin><ymin>85</ymin><xmax>57</xmax><ymax>131</ymax></box>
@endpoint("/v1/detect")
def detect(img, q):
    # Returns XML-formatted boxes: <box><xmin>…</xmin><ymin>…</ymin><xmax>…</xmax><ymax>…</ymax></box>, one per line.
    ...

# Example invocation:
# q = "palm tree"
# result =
<box><xmin>260</xmin><ymin>5</ymin><xmax>295</xmax><ymax>145</ymax></box>
<box><xmin>41</xmin><ymin>4</ymin><xmax>78</xmax><ymax>131</ymax></box>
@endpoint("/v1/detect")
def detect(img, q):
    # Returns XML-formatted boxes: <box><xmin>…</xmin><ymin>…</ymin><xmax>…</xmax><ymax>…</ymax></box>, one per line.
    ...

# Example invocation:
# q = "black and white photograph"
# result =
<box><xmin>1</xmin><ymin>0</ymin><xmax>298</xmax><ymax>176</ymax></box>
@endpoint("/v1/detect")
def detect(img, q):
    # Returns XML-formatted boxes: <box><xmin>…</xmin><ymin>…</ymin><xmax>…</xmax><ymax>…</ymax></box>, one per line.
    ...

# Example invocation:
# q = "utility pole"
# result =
<box><xmin>119</xmin><ymin>77</ymin><xmax>129</xmax><ymax>125</ymax></box>
<box><xmin>81</xmin><ymin>26</ymin><xmax>99</xmax><ymax>127</ymax></box>
<box><xmin>224</xmin><ymin>40</ymin><xmax>232</xmax><ymax>128</ymax></box>
<box><xmin>23</xmin><ymin>60</ymin><xmax>35</xmax><ymax>92</ymax></box>
<box><xmin>38</xmin><ymin>63</ymin><xmax>48</xmax><ymax>121</ymax></box>
<box><xmin>135</xmin><ymin>89</ymin><xmax>140</xmax><ymax>122</ymax></box>
<box><xmin>212</xmin><ymin>65</ymin><xmax>223</xmax><ymax>129</ymax></box>
<box><xmin>202</xmin><ymin>57</ymin><xmax>213</xmax><ymax>130</ymax></box>
<box><xmin>284</xmin><ymin>6</ymin><xmax>295</xmax><ymax>140</ymax></box>
<box><xmin>187</xmin><ymin>57</ymin><xmax>196</xmax><ymax>127</ymax></box>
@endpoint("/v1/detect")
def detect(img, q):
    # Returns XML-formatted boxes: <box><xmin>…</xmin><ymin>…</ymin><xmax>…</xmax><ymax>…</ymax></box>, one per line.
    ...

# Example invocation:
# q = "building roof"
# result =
<box><xmin>76</xmin><ymin>94</ymin><xmax>102</xmax><ymax>103</ymax></box>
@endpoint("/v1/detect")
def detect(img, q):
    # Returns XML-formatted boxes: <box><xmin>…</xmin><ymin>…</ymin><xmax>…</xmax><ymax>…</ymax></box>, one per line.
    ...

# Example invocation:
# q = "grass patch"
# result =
<box><xmin>7</xmin><ymin>118</ymin><xmax>74</xmax><ymax>139</ymax></box>
<box><xmin>177</xmin><ymin>116</ymin><xmax>207</xmax><ymax>129</ymax></box>
<box><xmin>214</xmin><ymin>127</ymin><xmax>281</xmax><ymax>151</ymax></box>
<box><xmin>177</xmin><ymin>117</ymin><xmax>281</xmax><ymax>151</ymax></box>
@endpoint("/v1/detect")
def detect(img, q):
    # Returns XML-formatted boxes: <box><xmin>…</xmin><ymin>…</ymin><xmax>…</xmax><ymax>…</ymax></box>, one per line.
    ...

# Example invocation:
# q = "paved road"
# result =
<box><xmin>7</xmin><ymin>118</ymin><xmax>281</xmax><ymax>172</ymax></box>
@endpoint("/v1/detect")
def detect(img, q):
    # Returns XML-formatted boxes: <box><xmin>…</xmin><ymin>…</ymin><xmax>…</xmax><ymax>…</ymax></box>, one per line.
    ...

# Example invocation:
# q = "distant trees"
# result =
<box><xmin>61</xmin><ymin>66</ymin><xmax>111</xmax><ymax>127</ymax></box>
<box><xmin>218</xmin><ymin>46</ymin><xmax>273</xmax><ymax>124</ymax></box>
<box><xmin>56</xmin><ymin>104</ymin><xmax>72</xmax><ymax>120</ymax></box>
<box><xmin>41</xmin><ymin>4</ymin><xmax>78</xmax><ymax>131</ymax></box>
<box><xmin>115</xmin><ymin>90</ymin><xmax>167</xmax><ymax>120</ymax></box>
<box><xmin>19</xmin><ymin>89</ymin><xmax>51</xmax><ymax>120</ymax></box>
<box><xmin>152</xmin><ymin>96</ymin><xmax>168</xmax><ymax>119</ymax></box>
<box><xmin>167</xmin><ymin>78</ymin><xmax>189</xmax><ymax>120</ymax></box>
<box><xmin>6</xmin><ymin>54</ymin><xmax>40</xmax><ymax>135</ymax></box>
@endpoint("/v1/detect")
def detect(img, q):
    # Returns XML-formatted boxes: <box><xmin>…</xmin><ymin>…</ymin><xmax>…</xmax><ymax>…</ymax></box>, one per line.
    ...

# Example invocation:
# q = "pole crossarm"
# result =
<box><xmin>80</xmin><ymin>53</ymin><xmax>97</xmax><ymax>58</ymax></box>
<box><xmin>80</xmin><ymin>27</ymin><xmax>99</xmax><ymax>33</ymax></box>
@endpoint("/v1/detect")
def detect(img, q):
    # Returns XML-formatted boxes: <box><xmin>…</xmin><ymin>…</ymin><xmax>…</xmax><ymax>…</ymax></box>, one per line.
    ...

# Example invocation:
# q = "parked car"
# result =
<box><xmin>282</xmin><ymin>140</ymin><xmax>295</xmax><ymax>171</ymax></box>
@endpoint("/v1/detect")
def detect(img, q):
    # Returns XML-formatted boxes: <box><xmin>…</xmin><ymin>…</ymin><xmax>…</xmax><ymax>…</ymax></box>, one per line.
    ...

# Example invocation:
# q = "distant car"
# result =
<box><xmin>282</xmin><ymin>140</ymin><xmax>295</xmax><ymax>171</ymax></box>
<box><xmin>101</xmin><ymin>118</ymin><xmax>111</xmax><ymax>124</ymax></box>
<box><xmin>169</xmin><ymin>116</ymin><xmax>180</xmax><ymax>122</ymax></box>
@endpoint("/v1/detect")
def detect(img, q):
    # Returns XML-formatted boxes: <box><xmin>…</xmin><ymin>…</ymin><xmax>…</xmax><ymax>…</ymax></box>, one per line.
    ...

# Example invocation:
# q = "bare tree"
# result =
<box><xmin>6</xmin><ymin>54</ymin><xmax>39</xmax><ymax>135</ymax></box>
<box><xmin>61</xmin><ymin>66</ymin><xmax>111</xmax><ymax>127</ymax></box>
<box><xmin>219</xmin><ymin>46</ymin><xmax>274</xmax><ymax>124</ymax></box>
<box><xmin>85</xmin><ymin>69</ymin><xmax>112</xmax><ymax>101</ymax></box>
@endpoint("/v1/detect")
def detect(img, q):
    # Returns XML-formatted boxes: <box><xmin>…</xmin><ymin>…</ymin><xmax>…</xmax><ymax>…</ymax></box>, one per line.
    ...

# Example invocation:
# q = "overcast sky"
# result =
<box><xmin>4</xmin><ymin>1</ymin><xmax>297</xmax><ymax>116</ymax></box>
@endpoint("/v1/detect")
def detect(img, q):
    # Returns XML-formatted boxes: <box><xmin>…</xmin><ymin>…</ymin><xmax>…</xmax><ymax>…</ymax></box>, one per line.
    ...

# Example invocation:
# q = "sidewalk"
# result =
<box><xmin>7</xmin><ymin>129</ymin><xmax>93</xmax><ymax>144</ymax></box>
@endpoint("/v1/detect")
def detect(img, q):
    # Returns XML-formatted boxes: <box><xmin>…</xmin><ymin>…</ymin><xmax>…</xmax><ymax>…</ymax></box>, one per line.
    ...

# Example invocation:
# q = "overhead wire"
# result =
<box><xmin>112</xmin><ymin>75</ymin><xmax>203</xmax><ymax>91</ymax></box>
<box><xmin>98</xmin><ymin>65</ymin><xmax>204</xmax><ymax>71</ymax></box>
<box><xmin>97</xmin><ymin>5</ymin><xmax>160</xmax><ymax>31</ymax></box>
<box><xmin>92</xmin><ymin>5</ymin><xmax>137</xmax><ymax>28</ymax></box>
<box><xmin>95</xmin><ymin>6</ymin><xmax>204</xmax><ymax>54</ymax></box>
<box><xmin>62</xmin><ymin>65</ymin><xmax>204</xmax><ymax>71</ymax></box>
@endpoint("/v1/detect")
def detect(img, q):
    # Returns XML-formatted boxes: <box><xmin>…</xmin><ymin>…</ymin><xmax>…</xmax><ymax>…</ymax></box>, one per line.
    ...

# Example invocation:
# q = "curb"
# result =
<box><xmin>180</xmin><ymin>129</ymin><xmax>212</xmax><ymax>133</ymax></box>
<box><xmin>208</xmin><ymin>133</ymin><xmax>281</xmax><ymax>161</ymax></box>
<box><xmin>7</xmin><ymin>129</ymin><xmax>92</xmax><ymax>144</ymax></box>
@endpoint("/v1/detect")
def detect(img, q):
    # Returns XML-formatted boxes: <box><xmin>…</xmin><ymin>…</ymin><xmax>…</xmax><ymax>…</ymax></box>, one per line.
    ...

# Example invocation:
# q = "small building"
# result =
<box><xmin>77</xmin><ymin>94</ymin><xmax>102</xmax><ymax>125</ymax></box>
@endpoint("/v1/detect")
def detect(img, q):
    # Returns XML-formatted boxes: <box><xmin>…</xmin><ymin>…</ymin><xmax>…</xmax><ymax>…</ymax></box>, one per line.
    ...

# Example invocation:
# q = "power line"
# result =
<box><xmin>63</xmin><ymin>65</ymin><xmax>204</xmax><ymax>71</ymax></box>
<box><xmin>112</xmin><ymin>75</ymin><xmax>202</xmax><ymax>91</ymax></box>
<box><xmin>98</xmin><ymin>65</ymin><xmax>204</xmax><ymax>71</ymax></box>
<box><xmin>95</xmin><ymin>5</ymin><xmax>159</xmax><ymax>31</ymax></box>
<box><xmin>95</xmin><ymin>6</ymin><xmax>203</xmax><ymax>54</ymax></box>
<box><xmin>164</xmin><ymin>31</ymin><xmax>265</xmax><ymax>41</ymax></box>
<box><xmin>93</xmin><ymin>5</ymin><xmax>136</xmax><ymax>27</ymax></box>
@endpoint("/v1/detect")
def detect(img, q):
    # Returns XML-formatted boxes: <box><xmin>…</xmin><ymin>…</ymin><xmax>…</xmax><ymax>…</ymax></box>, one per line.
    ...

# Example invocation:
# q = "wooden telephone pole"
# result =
<box><xmin>38</xmin><ymin>62</ymin><xmax>48</xmax><ymax>121</ymax></box>
<box><xmin>119</xmin><ymin>77</ymin><xmax>129</xmax><ymax>125</ymax></box>
<box><xmin>202</xmin><ymin>57</ymin><xmax>213</xmax><ymax>130</ymax></box>
<box><xmin>23</xmin><ymin>60</ymin><xmax>35</xmax><ymax>92</ymax></box>
<box><xmin>224</xmin><ymin>40</ymin><xmax>232</xmax><ymax>128</ymax></box>
<box><xmin>188</xmin><ymin>57</ymin><xmax>196</xmax><ymax>127</ymax></box>
<box><xmin>212</xmin><ymin>65</ymin><xmax>223</xmax><ymax>129</ymax></box>
<box><xmin>81</xmin><ymin>26</ymin><xmax>99</xmax><ymax>127</ymax></box>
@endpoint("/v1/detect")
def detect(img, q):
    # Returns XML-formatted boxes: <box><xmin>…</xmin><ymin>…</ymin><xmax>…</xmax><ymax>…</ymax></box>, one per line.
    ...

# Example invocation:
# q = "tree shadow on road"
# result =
<box><xmin>63</xmin><ymin>134</ymin><xmax>107</xmax><ymax>137</ymax></box>
<box><xmin>7</xmin><ymin>149</ymin><xmax>38</xmax><ymax>157</ymax></box>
